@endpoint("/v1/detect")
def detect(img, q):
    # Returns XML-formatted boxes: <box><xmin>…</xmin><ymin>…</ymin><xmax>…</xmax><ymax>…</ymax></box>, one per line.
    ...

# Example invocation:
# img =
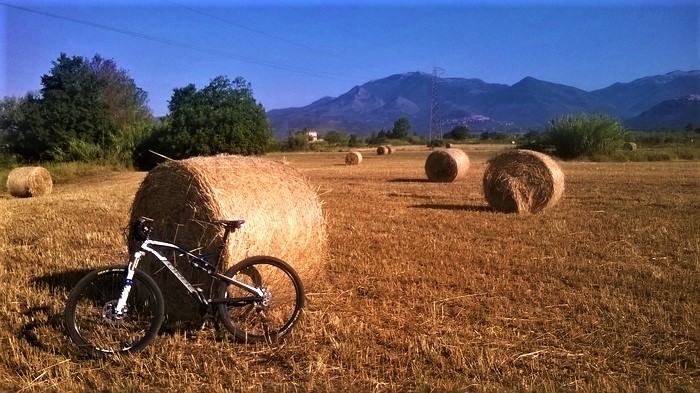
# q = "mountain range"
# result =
<box><xmin>266</xmin><ymin>70</ymin><xmax>700</xmax><ymax>138</ymax></box>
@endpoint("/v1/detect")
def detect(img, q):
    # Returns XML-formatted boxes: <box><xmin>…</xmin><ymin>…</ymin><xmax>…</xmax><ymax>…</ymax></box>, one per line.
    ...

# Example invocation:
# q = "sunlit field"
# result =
<box><xmin>1</xmin><ymin>145</ymin><xmax>698</xmax><ymax>392</ymax></box>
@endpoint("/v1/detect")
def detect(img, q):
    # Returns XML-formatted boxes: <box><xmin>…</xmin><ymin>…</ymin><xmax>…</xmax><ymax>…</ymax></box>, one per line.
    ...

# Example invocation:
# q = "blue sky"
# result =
<box><xmin>1</xmin><ymin>0</ymin><xmax>698</xmax><ymax>117</ymax></box>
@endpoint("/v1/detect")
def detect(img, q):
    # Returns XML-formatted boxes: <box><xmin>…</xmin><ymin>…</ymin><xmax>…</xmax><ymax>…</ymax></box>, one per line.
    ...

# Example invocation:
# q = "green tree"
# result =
<box><xmin>544</xmin><ymin>115</ymin><xmax>627</xmax><ymax>159</ymax></box>
<box><xmin>389</xmin><ymin>117</ymin><xmax>411</xmax><ymax>139</ymax></box>
<box><xmin>348</xmin><ymin>134</ymin><xmax>360</xmax><ymax>147</ymax></box>
<box><xmin>42</xmin><ymin>53</ymin><xmax>115</xmax><ymax>161</ymax></box>
<box><xmin>2</xmin><ymin>53</ymin><xmax>153</xmax><ymax>164</ymax></box>
<box><xmin>86</xmin><ymin>55</ymin><xmax>154</xmax><ymax>165</ymax></box>
<box><xmin>3</xmin><ymin>53</ymin><xmax>114</xmax><ymax>161</ymax></box>
<box><xmin>154</xmin><ymin>76</ymin><xmax>272</xmax><ymax>159</ymax></box>
<box><xmin>323</xmin><ymin>130</ymin><xmax>349</xmax><ymax>146</ymax></box>
<box><xmin>283</xmin><ymin>131</ymin><xmax>310</xmax><ymax>152</ymax></box>
<box><xmin>1</xmin><ymin>95</ymin><xmax>38</xmax><ymax>160</ymax></box>
<box><xmin>86</xmin><ymin>55</ymin><xmax>152</xmax><ymax>128</ymax></box>
<box><xmin>444</xmin><ymin>125</ymin><xmax>470</xmax><ymax>140</ymax></box>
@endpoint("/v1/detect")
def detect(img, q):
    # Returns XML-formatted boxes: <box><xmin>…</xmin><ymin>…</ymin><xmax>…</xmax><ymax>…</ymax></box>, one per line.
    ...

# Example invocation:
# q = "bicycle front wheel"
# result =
<box><xmin>217</xmin><ymin>256</ymin><xmax>305</xmax><ymax>343</ymax></box>
<box><xmin>65</xmin><ymin>265</ymin><xmax>164</xmax><ymax>356</ymax></box>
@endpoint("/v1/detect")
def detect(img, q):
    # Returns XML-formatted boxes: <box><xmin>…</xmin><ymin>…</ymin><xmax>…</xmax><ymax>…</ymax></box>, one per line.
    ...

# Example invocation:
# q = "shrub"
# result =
<box><xmin>544</xmin><ymin>115</ymin><xmax>627</xmax><ymax>159</ymax></box>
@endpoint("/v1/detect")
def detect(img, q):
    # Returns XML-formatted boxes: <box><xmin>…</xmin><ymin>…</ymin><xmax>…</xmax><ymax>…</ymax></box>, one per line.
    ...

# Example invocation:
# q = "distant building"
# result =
<box><xmin>306</xmin><ymin>130</ymin><xmax>318</xmax><ymax>142</ymax></box>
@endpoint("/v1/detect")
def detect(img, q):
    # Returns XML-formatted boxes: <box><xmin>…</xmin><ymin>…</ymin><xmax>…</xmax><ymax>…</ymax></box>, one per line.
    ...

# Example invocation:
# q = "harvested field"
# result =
<box><xmin>1</xmin><ymin>145</ymin><xmax>698</xmax><ymax>392</ymax></box>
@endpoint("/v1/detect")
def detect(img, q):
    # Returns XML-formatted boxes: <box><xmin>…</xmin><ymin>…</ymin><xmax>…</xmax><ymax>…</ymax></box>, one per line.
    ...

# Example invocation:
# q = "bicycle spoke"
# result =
<box><xmin>65</xmin><ymin>267</ymin><xmax>164</xmax><ymax>356</ymax></box>
<box><xmin>217</xmin><ymin>256</ymin><xmax>304</xmax><ymax>343</ymax></box>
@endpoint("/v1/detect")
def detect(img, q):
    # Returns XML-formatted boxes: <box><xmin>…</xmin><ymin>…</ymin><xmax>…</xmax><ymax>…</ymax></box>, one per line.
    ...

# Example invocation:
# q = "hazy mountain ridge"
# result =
<box><xmin>266</xmin><ymin>70</ymin><xmax>700</xmax><ymax>138</ymax></box>
<box><xmin>627</xmin><ymin>94</ymin><xmax>700</xmax><ymax>130</ymax></box>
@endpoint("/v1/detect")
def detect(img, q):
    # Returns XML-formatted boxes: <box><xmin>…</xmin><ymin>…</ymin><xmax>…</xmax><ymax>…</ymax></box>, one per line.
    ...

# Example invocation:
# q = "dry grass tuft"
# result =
<box><xmin>345</xmin><ymin>152</ymin><xmax>362</xmax><ymax>165</ymax></box>
<box><xmin>424</xmin><ymin>148</ymin><xmax>470</xmax><ymax>182</ymax></box>
<box><xmin>6</xmin><ymin>166</ymin><xmax>53</xmax><ymax>198</ymax></box>
<box><xmin>129</xmin><ymin>155</ymin><xmax>327</xmax><ymax>320</ymax></box>
<box><xmin>483</xmin><ymin>149</ymin><xmax>565</xmax><ymax>214</ymax></box>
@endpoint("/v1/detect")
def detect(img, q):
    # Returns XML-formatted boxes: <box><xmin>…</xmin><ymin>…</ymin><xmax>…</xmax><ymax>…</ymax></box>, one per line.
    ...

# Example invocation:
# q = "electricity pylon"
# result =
<box><xmin>429</xmin><ymin>66</ymin><xmax>444</xmax><ymax>142</ymax></box>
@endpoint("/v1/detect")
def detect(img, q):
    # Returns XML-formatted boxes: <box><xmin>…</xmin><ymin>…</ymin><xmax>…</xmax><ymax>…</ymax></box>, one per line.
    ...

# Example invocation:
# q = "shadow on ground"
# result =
<box><xmin>411</xmin><ymin>204</ymin><xmax>494</xmax><ymax>212</ymax></box>
<box><xmin>20</xmin><ymin>269</ymin><xmax>230</xmax><ymax>356</ymax></box>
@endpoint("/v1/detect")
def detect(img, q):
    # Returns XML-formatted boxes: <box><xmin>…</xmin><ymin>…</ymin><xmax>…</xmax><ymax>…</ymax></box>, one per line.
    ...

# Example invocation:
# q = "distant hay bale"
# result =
<box><xmin>6</xmin><ymin>166</ymin><xmax>53</xmax><ymax>198</ymax></box>
<box><xmin>386</xmin><ymin>145</ymin><xmax>394</xmax><ymax>154</ymax></box>
<box><xmin>623</xmin><ymin>142</ymin><xmax>637</xmax><ymax>151</ymax></box>
<box><xmin>377</xmin><ymin>146</ymin><xmax>388</xmax><ymax>155</ymax></box>
<box><xmin>483</xmin><ymin>149</ymin><xmax>565</xmax><ymax>214</ymax></box>
<box><xmin>129</xmin><ymin>155</ymin><xmax>327</xmax><ymax>321</ymax></box>
<box><xmin>424</xmin><ymin>148</ymin><xmax>470</xmax><ymax>182</ymax></box>
<box><xmin>345</xmin><ymin>151</ymin><xmax>362</xmax><ymax>165</ymax></box>
<box><xmin>446</xmin><ymin>143</ymin><xmax>453</xmax><ymax>148</ymax></box>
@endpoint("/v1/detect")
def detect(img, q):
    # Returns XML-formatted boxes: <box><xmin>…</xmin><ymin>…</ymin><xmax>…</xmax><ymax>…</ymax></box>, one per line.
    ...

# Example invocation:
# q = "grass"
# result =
<box><xmin>1</xmin><ymin>144</ymin><xmax>698</xmax><ymax>392</ymax></box>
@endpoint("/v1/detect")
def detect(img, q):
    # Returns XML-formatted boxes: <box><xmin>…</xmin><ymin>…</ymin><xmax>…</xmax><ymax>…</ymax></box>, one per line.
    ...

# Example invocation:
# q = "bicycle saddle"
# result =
<box><xmin>213</xmin><ymin>219</ymin><xmax>245</xmax><ymax>229</ymax></box>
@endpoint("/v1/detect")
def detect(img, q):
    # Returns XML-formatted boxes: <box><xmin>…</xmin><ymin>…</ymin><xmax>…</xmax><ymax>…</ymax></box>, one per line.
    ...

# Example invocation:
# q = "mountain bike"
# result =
<box><xmin>64</xmin><ymin>217</ymin><xmax>305</xmax><ymax>356</ymax></box>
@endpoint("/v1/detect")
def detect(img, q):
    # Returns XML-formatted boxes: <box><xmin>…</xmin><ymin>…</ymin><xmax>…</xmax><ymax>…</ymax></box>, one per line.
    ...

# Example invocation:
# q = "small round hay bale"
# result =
<box><xmin>386</xmin><ymin>145</ymin><xmax>394</xmax><ymax>154</ymax></box>
<box><xmin>377</xmin><ymin>146</ymin><xmax>388</xmax><ymax>155</ymax></box>
<box><xmin>622</xmin><ymin>142</ymin><xmax>637</xmax><ymax>151</ymax></box>
<box><xmin>345</xmin><ymin>151</ymin><xmax>362</xmax><ymax>165</ymax></box>
<box><xmin>6</xmin><ymin>166</ymin><xmax>53</xmax><ymax>198</ymax></box>
<box><xmin>129</xmin><ymin>155</ymin><xmax>327</xmax><ymax>321</ymax></box>
<box><xmin>424</xmin><ymin>148</ymin><xmax>470</xmax><ymax>182</ymax></box>
<box><xmin>446</xmin><ymin>143</ymin><xmax>453</xmax><ymax>148</ymax></box>
<box><xmin>483</xmin><ymin>149</ymin><xmax>565</xmax><ymax>214</ymax></box>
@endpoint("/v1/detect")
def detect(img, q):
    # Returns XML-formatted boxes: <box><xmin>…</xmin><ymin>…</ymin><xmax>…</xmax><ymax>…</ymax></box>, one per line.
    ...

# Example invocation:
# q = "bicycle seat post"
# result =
<box><xmin>212</xmin><ymin>219</ymin><xmax>245</xmax><ymax>262</ymax></box>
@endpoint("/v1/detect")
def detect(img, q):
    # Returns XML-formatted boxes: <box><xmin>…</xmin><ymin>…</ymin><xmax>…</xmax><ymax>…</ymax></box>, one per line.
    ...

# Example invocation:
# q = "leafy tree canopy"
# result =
<box><xmin>444</xmin><ymin>125</ymin><xmax>470</xmax><ymax>140</ymax></box>
<box><xmin>323</xmin><ymin>130</ymin><xmax>350</xmax><ymax>146</ymax></box>
<box><xmin>152</xmin><ymin>76</ymin><xmax>272</xmax><ymax>160</ymax></box>
<box><xmin>86</xmin><ymin>54</ymin><xmax>152</xmax><ymax>128</ymax></box>
<box><xmin>389</xmin><ymin>117</ymin><xmax>411</xmax><ymax>139</ymax></box>
<box><xmin>1</xmin><ymin>53</ymin><xmax>153</xmax><ymax>164</ymax></box>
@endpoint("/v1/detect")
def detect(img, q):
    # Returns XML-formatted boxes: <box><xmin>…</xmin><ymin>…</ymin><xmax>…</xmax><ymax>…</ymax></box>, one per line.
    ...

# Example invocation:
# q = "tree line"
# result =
<box><xmin>0</xmin><ymin>53</ymin><xmax>272</xmax><ymax>170</ymax></box>
<box><xmin>2</xmin><ymin>52</ymin><xmax>638</xmax><ymax>167</ymax></box>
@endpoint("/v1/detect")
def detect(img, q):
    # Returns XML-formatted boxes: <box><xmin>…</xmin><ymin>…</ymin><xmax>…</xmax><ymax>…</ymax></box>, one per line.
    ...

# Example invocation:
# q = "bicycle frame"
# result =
<box><xmin>113</xmin><ymin>238</ymin><xmax>265</xmax><ymax>316</ymax></box>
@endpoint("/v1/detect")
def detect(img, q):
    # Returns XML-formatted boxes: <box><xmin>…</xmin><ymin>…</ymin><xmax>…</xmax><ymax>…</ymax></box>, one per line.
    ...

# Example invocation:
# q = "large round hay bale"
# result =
<box><xmin>129</xmin><ymin>155</ymin><xmax>327</xmax><ymax>321</ymax></box>
<box><xmin>6</xmin><ymin>166</ymin><xmax>53</xmax><ymax>198</ymax></box>
<box><xmin>386</xmin><ymin>145</ymin><xmax>394</xmax><ymax>154</ymax></box>
<box><xmin>377</xmin><ymin>146</ymin><xmax>388</xmax><ymax>155</ymax></box>
<box><xmin>345</xmin><ymin>151</ymin><xmax>362</xmax><ymax>165</ymax></box>
<box><xmin>424</xmin><ymin>148</ymin><xmax>470</xmax><ymax>182</ymax></box>
<box><xmin>483</xmin><ymin>149</ymin><xmax>565</xmax><ymax>214</ymax></box>
<box><xmin>622</xmin><ymin>142</ymin><xmax>637</xmax><ymax>151</ymax></box>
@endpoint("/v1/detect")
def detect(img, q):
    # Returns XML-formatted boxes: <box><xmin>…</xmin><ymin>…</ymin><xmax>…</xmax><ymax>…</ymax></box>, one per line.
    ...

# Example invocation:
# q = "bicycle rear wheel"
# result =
<box><xmin>65</xmin><ymin>265</ymin><xmax>164</xmax><ymax>356</ymax></box>
<box><xmin>217</xmin><ymin>256</ymin><xmax>304</xmax><ymax>343</ymax></box>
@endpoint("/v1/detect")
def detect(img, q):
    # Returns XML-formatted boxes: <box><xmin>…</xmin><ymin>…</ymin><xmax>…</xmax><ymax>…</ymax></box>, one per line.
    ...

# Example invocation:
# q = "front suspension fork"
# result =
<box><xmin>114</xmin><ymin>251</ymin><xmax>144</xmax><ymax>315</ymax></box>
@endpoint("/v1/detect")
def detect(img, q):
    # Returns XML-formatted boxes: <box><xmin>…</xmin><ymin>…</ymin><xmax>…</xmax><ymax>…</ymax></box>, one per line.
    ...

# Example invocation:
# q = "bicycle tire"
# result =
<box><xmin>217</xmin><ymin>256</ymin><xmax>305</xmax><ymax>343</ymax></box>
<box><xmin>65</xmin><ymin>265</ymin><xmax>165</xmax><ymax>356</ymax></box>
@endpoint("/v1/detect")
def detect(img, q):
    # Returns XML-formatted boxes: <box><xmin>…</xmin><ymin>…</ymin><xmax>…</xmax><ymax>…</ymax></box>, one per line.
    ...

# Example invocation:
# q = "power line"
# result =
<box><xmin>162</xmin><ymin>0</ymin><xmax>339</xmax><ymax>58</ymax></box>
<box><xmin>161</xmin><ymin>0</ymin><xmax>383</xmax><ymax>72</ymax></box>
<box><xmin>1</xmin><ymin>3</ymin><xmax>348</xmax><ymax>81</ymax></box>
